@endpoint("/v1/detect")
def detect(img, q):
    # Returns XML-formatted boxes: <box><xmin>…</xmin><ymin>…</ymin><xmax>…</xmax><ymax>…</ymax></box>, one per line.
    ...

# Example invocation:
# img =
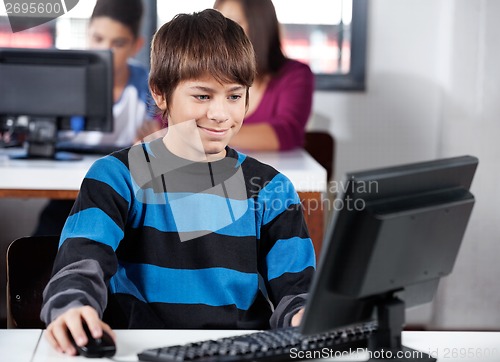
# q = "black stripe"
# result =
<box><xmin>259</xmin><ymin>205</ymin><xmax>311</xmax><ymax>257</ymax></box>
<box><xmin>113</xmin><ymin>145</ymin><xmax>281</xmax><ymax>199</ymax></box>
<box><xmin>104</xmin><ymin>292</ymin><xmax>272</xmax><ymax>329</ymax></box>
<box><xmin>109</xmin><ymin>147</ymin><xmax>131</xmax><ymax>168</ymax></box>
<box><xmin>116</xmin><ymin>227</ymin><xmax>258</xmax><ymax>273</ymax></box>
<box><xmin>129</xmin><ymin>141</ymin><xmax>245</xmax><ymax>195</ymax></box>
<box><xmin>54</xmin><ymin>238</ymin><xmax>118</xmax><ymax>278</ymax></box>
<box><xmin>208</xmin><ymin>162</ymin><xmax>215</xmax><ymax>187</ymax></box>
<box><xmin>70</xmin><ymin>178</ymin><xmax>129</xmax><ymax>230</ymax></box>
<box><xmin>240</xmin><ymin>155</ymin><xmax>280</xmax><ymax>184</ymax></box>
<box><xmin>267</xmin><ymin>267</ymin><xmax>315</xmax><ymax>305</ymax></box>
<box><xmin>241</xmin><ymin>157</ymin><xmax>280</xmax><ymax>199</ymax></box>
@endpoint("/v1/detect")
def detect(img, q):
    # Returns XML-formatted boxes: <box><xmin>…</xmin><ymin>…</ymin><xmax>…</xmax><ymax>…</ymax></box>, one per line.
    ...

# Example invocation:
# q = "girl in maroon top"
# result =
<box><xmin>215</xmin><ymin>0</ymin><xmax>315</xmax><ymax>151</ymax></box>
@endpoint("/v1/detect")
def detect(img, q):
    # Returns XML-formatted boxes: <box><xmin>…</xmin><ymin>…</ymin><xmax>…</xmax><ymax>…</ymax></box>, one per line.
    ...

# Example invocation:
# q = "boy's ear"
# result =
<box><xmin>151</xmin><ymin>88</ymin><xmax>167</xmax><ymax>110</ymax></box>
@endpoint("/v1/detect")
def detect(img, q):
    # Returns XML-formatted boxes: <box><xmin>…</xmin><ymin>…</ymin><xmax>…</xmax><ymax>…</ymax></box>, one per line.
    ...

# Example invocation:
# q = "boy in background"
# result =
<box><xmin>34</xmin><ymin>0</ymin><xmax>159</xmax><ymax>236</ymax></box>
<box><xmin>68</xmin><ymin>0</ymin><xmax>158</xmax><ymax>146</ymax></box>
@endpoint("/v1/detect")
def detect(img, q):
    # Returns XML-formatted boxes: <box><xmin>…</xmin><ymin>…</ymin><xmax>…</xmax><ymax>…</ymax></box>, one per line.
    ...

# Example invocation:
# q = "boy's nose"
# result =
<box><xmin>207</xmin><ymin>103</ymin><xmax>229</xmax><ymax>123</ymax></box>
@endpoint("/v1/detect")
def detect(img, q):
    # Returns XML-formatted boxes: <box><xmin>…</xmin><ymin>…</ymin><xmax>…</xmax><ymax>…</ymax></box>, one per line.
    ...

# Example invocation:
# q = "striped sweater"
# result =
<box><xmin>41</xmin><ymin>138</ymin><xmax>315</xmax><ymax>329</ymax></box>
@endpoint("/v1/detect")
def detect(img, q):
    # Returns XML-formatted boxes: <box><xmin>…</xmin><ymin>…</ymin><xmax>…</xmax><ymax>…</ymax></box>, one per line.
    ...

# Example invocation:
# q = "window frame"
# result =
<box><xmin>314</xmin><ymin>0</ymin><xmax>368</xmax><ymax>91</ymax></box>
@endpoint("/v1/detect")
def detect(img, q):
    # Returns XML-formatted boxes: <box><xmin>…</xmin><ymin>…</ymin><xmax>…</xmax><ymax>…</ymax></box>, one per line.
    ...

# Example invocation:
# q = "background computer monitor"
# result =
<box><xmin>0</xmin><ymin>47</ymin><xmax>113</xmax><ymax>159</ymax></box>
<box><xmin>300</xmin><ymin>155</ymin><xmax>478</xmax><ymax>359</ymax></box>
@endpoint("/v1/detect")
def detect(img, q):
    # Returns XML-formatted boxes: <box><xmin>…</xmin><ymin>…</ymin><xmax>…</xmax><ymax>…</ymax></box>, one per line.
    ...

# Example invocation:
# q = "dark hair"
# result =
<box><xmin>213</xmin><ymin>0</ymin><xmax>287</xmax><ymax>78</ymax></box>
<box><xmin>149</xmin><ymin>9</ymin><xmax>256</xmax><ymax>117</ymax></box>
<box><xmin>90</xmin><ymin>0</ymin><xmax>144</xmax><ymax>39</ymax></box>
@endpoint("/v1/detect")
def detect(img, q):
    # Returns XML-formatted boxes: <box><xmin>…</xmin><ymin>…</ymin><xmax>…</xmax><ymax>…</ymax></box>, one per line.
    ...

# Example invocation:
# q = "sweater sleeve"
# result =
<box><xmin>268</xmin><ymin>60</ymin><xmax>315</xmax><ymax>151</ymax></box>
<box><xmin>256</xmin><ymin>172</ymin><xmax>316</xmax><ymax>328</ymax></box>
<box><xmin>40</xmin><ymin>155</ymin><xmax>133</xmax><ymax>324</ymax></box>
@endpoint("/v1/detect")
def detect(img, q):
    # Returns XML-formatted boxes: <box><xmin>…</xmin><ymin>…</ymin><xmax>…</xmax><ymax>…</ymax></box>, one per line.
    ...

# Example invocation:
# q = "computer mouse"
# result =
<box><xmin>69</xmin><ymin>321</ymin><xmax>116</xmax><ymax>358</ymax></box>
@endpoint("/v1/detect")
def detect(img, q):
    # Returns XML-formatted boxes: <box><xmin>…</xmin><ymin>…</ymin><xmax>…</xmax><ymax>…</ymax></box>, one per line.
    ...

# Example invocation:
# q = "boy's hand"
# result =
<box><xmin>44</xmin><ymin>305</ymin><xmax>115</xmax><ymax>355</ymax></box>
<box><xmin>291</xmin><ymin>308</ymin><xmax>305</xmax><ymax>327</ymax></box>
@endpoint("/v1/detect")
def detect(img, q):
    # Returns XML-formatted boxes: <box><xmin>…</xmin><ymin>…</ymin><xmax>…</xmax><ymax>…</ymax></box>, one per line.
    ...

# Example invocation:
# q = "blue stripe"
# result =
<box><xmin>109</xmin><ymin>262</ymin><xmax>258</xmax><ymax>310</ymax></box>
<box><xmin>167</xmin><ymin>192</ymin><xmax>247</xmax><ymax>230</ymax></box>
<box><xmin>86</xmin><ymin>156</ymin><xmax>132</xmax><ymax>204</ymax></box>
<box><xmin>235</xmin><ymin>151</ymin><xmax>247</xmax><ymax>167</ymax></box>
<box><xmin>60</xmin><ymin>208</ymin><xmax>124</xmax><ymax>250</ymax></box>
<box><xmin>129</xmin><ymin>193</ymin><xmax>256</xmax><ymax>237</ymax></box>
<box><xmin>259</xmin><ymin>173</ymin><xmax>301</xmax><ymax>225</ymax></box>
<box><xmin>267</xmin><ymin>237</ymin><xmax>316</xmax><ymax>281</ymax></box>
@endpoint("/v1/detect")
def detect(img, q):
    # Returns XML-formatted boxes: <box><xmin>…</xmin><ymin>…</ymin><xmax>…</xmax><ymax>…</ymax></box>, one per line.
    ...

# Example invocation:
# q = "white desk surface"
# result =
<box><xmin>0</xmin><ymin>329</ymin><xmax>42</xmax><ymax>361</ymax></box>
<box><xmin>1</xmin><ymin>329</ymin><xmax>498</xmax><ymax>362</ymax></box>
<box><xmin>0</xmin><ymin>148</ymin><xmax>327</xmax><ymax>193</ymax></box>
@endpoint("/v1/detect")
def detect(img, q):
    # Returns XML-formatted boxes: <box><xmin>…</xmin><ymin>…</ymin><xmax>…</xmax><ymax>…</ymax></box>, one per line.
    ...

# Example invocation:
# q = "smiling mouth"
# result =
<box><xmin>199</xmin><ymin>126</ymin><xmax>229</xmax><ymax>136</ymax></box>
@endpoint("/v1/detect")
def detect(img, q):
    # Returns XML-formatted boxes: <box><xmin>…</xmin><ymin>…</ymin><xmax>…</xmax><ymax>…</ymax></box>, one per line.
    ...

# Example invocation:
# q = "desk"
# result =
<box><xmin>0</xmin><ymin>329</ymin><xmax>42</xmax><ymax>361</ymax></box>
<box><xmin>1</xmin><ymin>329</ymin><xmax>499</xmax><ymax>361</ymax></box>
<box><xmin>0</xmin><ymin>148</ymin><xmax>327</xmax><ymax>255</ymax></box>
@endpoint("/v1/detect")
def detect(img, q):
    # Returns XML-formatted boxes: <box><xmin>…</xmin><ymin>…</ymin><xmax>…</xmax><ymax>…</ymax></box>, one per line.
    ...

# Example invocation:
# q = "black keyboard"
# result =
<box><xmin>137</xmin><ymin>322</ymin><xmax>377</xmax><ymax>362</ymax></box>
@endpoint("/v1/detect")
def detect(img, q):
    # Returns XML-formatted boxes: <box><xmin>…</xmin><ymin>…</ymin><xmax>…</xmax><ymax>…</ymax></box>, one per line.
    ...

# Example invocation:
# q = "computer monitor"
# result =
<box><xmin>300</xmin><ymin>155</ymin><xmax>478</xmax><ymax>361</ymax></box>
<box><xmin>0</xmin><ymin>47</ymin><xmax>113</xmax><ymax>159</ymax></box>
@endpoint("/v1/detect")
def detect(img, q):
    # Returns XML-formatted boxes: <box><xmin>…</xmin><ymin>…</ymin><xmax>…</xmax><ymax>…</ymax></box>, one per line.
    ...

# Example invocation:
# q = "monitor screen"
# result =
<box><xmin>0</xmin><ymin>47</ymin><xmax>113</xmax><ymax>159</ymax></box>
<box><xmin>300</xmin><ymin>155</ymin><xmax>478</xmax><ymax>358</ymax></box>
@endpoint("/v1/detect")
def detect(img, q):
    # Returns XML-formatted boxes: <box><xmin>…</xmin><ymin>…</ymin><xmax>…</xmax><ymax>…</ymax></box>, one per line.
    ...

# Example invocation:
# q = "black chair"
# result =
<box><xmin>6</xmin><ymin>235</ymin><xmax>59</xmax><ymax>328</ymax></box>
<box><xmin>304</xmin><ymin>131</ymin><xmax>335</xmax><ymax>181</ymax></box>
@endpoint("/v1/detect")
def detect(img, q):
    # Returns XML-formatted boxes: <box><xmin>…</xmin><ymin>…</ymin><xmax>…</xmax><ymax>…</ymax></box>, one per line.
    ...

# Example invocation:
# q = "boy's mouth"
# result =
<box><xmin>199</xmin><ymin>126</ymin><xmax>229</xmax><ymax>136</ymax></box>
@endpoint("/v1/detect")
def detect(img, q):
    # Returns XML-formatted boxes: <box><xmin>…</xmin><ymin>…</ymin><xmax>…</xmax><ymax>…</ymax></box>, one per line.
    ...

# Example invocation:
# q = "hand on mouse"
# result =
<box><xmin>44</xmin><ymin>305</ymin><xmax>115</xmax><ymax>355</ymax></box>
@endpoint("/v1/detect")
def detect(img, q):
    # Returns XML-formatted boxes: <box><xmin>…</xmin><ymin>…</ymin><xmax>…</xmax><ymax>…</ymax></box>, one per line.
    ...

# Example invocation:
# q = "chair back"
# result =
<box><xmin>304</xmin><ymin>131</ymin><xmax>335</xmax><ymax>181</ymax></box>
<box><xmin>6</xmin><ymin>235</ymin><xmax>59</xmax><ymax>328</ymax></box>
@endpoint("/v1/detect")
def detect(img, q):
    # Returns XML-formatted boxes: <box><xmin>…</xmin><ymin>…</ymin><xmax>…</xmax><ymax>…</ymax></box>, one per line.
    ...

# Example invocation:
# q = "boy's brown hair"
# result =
<box><xmin>149</xmin><ymin>9</ymin><xmax>256</xmax><ymax>118</ymax></box>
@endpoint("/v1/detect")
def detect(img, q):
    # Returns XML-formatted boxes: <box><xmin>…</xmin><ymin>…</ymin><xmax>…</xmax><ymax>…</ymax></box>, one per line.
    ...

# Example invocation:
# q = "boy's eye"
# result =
<box><xmin>112</xmin><ymin>40</ymin><xmax>129</xmax><ymax>48</ymax></box>
<box><xmin>195</xmin><ymin>95</ymin><xmax>210</xmax><ymax>100</ymax></box>
<box><xmin>228</xmin><ymin>95</ymin><xmax>242</xmax><ymax>101</ymax></box>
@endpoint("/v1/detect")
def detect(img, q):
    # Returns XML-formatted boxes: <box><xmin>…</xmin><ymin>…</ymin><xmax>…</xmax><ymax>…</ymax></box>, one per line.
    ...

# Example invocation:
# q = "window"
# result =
<box><xmin>277</xmin><ymin>0</ymin><xmax>367</xmax><ymax>90</ymax></box>
<box><xmin>157</xmin><ymin>0</ymin><xmax>367</xmax><ymax>91</ymax></box>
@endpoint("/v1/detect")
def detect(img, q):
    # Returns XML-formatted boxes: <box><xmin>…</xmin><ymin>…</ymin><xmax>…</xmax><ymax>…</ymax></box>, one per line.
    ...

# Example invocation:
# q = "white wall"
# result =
<box><xmin>429</xmin><ymin>0</ymin><xmax>500</xmax><ymax>330</ymax></box>
<box><xmin>309</xmin><ymin>0</ymin><xmax>500</xmax><ymax>329</ymax></box>
<box><xmin>310</xmin><ymin>0</ymin><xmax>448</xmax><ymax>177</ymax></box>
<box><xmin>1</xmin><ymin>0</ymin><xmax>499</xmax><ymax>329</ymax></box>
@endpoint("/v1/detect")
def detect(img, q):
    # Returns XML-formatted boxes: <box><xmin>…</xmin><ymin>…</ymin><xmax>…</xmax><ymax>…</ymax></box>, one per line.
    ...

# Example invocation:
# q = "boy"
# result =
<box><xmin>34</xmin><ymin>0</ymin><xmax>159</xmax><ymax>236</ymax></box>
<box><xmin>69</xmin><ymin>0</ymin><xmax>157</xmax><ymax>146</ymax></box>
<box><xmin>41</xmin><ymin>9</ymin><xmax>315</xmax><ymax>355</ymax></box>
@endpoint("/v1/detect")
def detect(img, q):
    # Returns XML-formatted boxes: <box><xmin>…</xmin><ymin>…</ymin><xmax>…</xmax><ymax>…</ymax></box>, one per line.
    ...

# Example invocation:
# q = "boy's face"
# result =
<box><xmin>88</xmin><ymin>16</ymin><xmax>142</xmax><ymax>79</ymax></box>
<box><xmin>153</xmin><ymin>75</ymin><xmax>247</xmax><ymax>162</ymax></box>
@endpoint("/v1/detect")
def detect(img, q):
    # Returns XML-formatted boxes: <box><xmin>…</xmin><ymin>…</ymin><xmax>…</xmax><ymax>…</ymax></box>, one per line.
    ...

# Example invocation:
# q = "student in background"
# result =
<box><xmin>33</xmin><ymin>0</ymin><xmax>157</xmax><ymax>236</ymax></box>
<box><xmin>40</xmin><ymin>9</ymin><xmax>314</xmax><ymax>355</ymax></box>
<box><xmin>214</xmin><ymin>0</ymin><xmax>314</xmax><ymax>151</ymax></box>
<box><xmin>65</xmin><ymin>0</ymin><xmax>158</xmax><ymax>145</ymax></box>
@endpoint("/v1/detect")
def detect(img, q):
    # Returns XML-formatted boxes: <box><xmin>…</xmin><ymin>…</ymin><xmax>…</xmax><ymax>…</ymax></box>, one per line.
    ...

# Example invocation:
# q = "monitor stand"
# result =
<box><xmin>9</xmin><ymin>118</ymin><xmax>82</xmax><ymax>161</ymax></box>
<box><xmin>368</xmin><ymin>296</ymin><xmax>435</xmax><ymax>362</ymax></box>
